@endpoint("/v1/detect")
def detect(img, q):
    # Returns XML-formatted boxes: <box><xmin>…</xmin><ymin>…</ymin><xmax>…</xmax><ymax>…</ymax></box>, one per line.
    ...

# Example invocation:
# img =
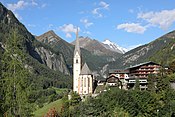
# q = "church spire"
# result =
<box><xmin>74</xmin><ymin>27</ymin><xmax>80</xmax><ymax>55</ymax></box>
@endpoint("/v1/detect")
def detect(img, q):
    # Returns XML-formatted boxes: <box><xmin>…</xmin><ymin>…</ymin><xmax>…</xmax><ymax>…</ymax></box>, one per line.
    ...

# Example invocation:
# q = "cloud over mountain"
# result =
<box><xmin>138</xmin><ymin>9</ymin><xmax>175</xmax><ymax>30</ymax></box>
<box><xmin>59</xmin><ymin>24</ymin><xmax>80</xmax><ymax>38</ymax></box>
<box><xmin>117</xmin><ymin>23</ymin><xmax>146</xmax><ymax>34</ymax></box>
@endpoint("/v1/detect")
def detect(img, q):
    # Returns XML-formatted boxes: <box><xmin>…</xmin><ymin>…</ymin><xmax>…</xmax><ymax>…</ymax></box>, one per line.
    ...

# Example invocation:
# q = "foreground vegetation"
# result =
<box><xmin>34</xmin><ymin>99</ymin><xmax>63</xmax><ymax>117</ymax></box>
<box><xmin>61</xmin><ymin>65</ymin><xmax>175</xmax><ymax>117</ymax></box>
<box><xmin>0</xmin><ymin>29</ymin><xmax>71</xmax><ymax>116</ymax></box>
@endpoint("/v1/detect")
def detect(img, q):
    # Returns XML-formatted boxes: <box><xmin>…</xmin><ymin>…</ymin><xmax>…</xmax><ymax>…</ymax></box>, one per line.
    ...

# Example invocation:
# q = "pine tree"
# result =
<box><xmin>147</xmin><ymin>74</ymin><xmax>156</xmax><ymax>92</ymax></box>
<box><xmin>0</xmin><ymin>42</ymin><xmax>3</xmax><ymax>116</ymax></box>
<box><xmin>134</xmin><ymin>79</ymin><xmax>140</xmax><ymax>91</ymax></box>
<box><xmin>0</xmin><ymin>29</ymin><xmax>32</xmax><ymax>116</ymax></box>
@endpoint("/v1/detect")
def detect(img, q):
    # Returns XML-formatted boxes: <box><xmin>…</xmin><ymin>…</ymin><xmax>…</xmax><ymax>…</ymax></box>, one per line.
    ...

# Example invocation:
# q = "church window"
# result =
<box><xmin>88</xmin><ymin>78</ymin><xmax>90</xmax><ymax>87</ymax></box>
<box><xmin>81</xmin><ymin>77</ymin><xmax>83</xmax><ymax>87</ymax></box>
<box><xmin>84</xmin><ymin>78</ymin><xmax>86</xmax><ymax>87</ymax></box>
<box><xmin>76</xmin><ymin>59</ymin><xmax>78</xmax><ymax>63</ymax></box>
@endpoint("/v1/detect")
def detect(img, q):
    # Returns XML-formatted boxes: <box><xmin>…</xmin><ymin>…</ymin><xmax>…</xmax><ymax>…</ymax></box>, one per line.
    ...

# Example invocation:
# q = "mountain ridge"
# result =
<box><xmin>71</xmin><ymin>36</ymin><xmax>123</xmax><ymax>57</ymax></box>
<box><xmin>106</xmin><ymin>30</ymin><xmax>175</xmax><ymax>70</ymax></box>
<box><xmin>102</xmin><ymin>39</ymin><xmax>127</xmax><ymax>54</ymax></box>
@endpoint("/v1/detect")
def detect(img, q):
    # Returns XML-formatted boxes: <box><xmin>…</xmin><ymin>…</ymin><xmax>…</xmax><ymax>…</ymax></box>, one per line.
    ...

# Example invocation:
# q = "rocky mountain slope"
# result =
<box><xmin>107</xmin><ymin>30</ymin><xmax>175</xmax><ymax>69</ymax></box>
<box><xmin>71</xmin><ymin>36</ymin><xmax>123</xmax><ymax>57</ymax></box>
<box><xmin>0</xmin><ymin>3</ymin><xmax>70</xmax><ymax>75</ymax></box>
<box><xmin>0</xmin><ymin>2</ymin><xmax>71</xmax><ymax>85</ymax></box>
<box><xmin>36</xmin><ymin>30</ymin><xmax>74</xmax><ymax>65</ymax></box>
<box><xmin>102</xmin><ymin>39</ymin><xmax>127</xmax><ymax>54</ymax></box>
<box><xmin>36</xmin><ymin>31</ymin><xmax>118</xmax><ymax>78</ymax></box>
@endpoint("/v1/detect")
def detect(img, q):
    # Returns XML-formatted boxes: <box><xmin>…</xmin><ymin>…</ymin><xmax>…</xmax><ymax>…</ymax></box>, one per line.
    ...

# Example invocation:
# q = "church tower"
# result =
<box><xmin>73</xmin><ymin>28</ymin><xmax>81</xmax><ymax>93</ymax></box>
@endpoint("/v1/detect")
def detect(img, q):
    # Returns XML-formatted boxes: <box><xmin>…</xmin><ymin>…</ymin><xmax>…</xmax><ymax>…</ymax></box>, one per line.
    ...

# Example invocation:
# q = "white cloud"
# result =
<box><xmin>117</xmin><ymin>23</ymin><xmax>146</xmax><ymax>34</ymax></box>
<box><xmin>138</xmin><ymin>9</ymin><xmax>175</xmax><ymax>30</ymax></box>
<box><xmin>129</xmin><ymin>9</ymin><xmax>134</xmax><ymax>13</ymax></box>
<box><xmin>7</xmin><ymin>0</ymin><xmax>28</xmax><ymax>12</ymax></box>
<box><xmin>83</xmin><ymin>31</ymin><xmax>91</xmax><ymax>35</ymax></box>
<box><xmin>41</xmin><ymin>3</ymin><xmax>47</xmax><ymax>8</ymax></box>
<box><xmin>6</xmin><ymin>0</ymin><xmax>42</xmax><ymax>20</ymax></box>
<box><xmin>66</xmin><ymin>33</ymin><xmax>72</xmax><ymax>38</ymax></box>
<box><xmin>48</xmin><ymin>24</ymin><xmax>53</xmax><ymax>28</ymax></box>
<box><xmin>99</xmin><ymin>1</ymin><xmax>109</xmax><ymax>9</ymax></box>
<box><xmin>92</xmin><ymin>8</ymin><xmax>103</xmax><ymax>17</ymax></box>
<box><xmin>80</xmin><ymin>19</ymin><xmax>93</xmax><ymax>28</ymax></box>
<box><xmin>92</xmin><ymin>1</ymin><xmax>109</xmax><ymax>18</ymax></box>
<box><xmin>27</xmin><ymin>24</ymin><xmax>36</xmax><ymax>27</ymax></box>
<box><xmin>31</xmin><ymin>0</ymin><xmax>38</xmax><ymax>6</ymax></box>
<box><xmin>59</xmin><ymin>24</ymin><xmax>80</xmax><ymax>38</ymax></box>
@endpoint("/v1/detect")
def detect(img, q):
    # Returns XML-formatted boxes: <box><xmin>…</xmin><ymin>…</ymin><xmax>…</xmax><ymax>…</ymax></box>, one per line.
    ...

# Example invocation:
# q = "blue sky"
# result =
<box><xmin>1</xmin><ymin>0</ymin><xmax>175</xmax><ymax>50</ymax></box>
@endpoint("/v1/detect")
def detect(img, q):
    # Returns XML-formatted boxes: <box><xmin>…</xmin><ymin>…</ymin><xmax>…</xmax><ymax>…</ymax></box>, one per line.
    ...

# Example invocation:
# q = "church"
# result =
<box><xmin>73</xmin><ymin>29</ymin><xmax>93</xmax><ymax>95</ymax></box>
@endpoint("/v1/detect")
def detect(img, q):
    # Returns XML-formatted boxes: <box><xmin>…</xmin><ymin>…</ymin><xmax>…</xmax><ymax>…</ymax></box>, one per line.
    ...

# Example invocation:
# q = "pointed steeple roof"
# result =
<box><xmin>80</xmin><ymin>63</ymin><xmax>92</xmax><ymax>75</ymax></box>
<box><xmin>74</xmin><ymin>28</ymin><xmax>80</xmax><ymax>55</ymax></box>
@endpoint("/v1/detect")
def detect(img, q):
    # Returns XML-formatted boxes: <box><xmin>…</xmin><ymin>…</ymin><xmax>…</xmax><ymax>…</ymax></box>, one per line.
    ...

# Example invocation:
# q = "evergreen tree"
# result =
<box><xmin>135</xmin><ymin>79</ymin><xmax>140</xmax><ymax>91</ymax></box>
<box><xmin>0</xmin><ymin>43</ymin><xmax>3</xmax><ymax>116</ymax></box>
<box><xmin>147</xmin><ymin>74</ymin><xmax>156</xmax><ymax>92</ymax></box>
<box><xmin>0</xmin><ymin>29</ymin><xmax>33</xmax><ymax>116</ymax></box>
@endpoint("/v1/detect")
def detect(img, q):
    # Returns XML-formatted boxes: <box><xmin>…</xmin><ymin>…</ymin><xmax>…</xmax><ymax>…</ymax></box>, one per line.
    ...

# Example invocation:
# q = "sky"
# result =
<box><xmin>1</xmin><ymin>0</ymin><xmax>175</xmax><ymax>50</ymax></box>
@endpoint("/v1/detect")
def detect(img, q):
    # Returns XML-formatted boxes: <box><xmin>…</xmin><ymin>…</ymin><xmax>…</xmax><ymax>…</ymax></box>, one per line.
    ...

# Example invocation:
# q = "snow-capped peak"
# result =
<box><xmin>102</xmin><ymin>39</ymin><xmax>127</xmax><ymax>54</ymax></box>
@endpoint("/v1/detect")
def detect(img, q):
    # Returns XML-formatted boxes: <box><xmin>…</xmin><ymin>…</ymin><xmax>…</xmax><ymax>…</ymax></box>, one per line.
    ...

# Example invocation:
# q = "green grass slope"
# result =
<box><xmin>34</xmin><ymin>99</ymin><xmax>63</xmax><ymax>117</ymax></box>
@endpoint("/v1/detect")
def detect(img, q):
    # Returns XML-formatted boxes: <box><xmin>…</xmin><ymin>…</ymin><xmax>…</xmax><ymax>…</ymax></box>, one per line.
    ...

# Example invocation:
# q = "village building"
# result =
<box><xmin>106</xmin><ymin>61</ymin><xmax>161</xmax><ymax>90</ymax></box>
<box><xmin>73</xmin><ymin>28</ymin><xmax>93</xmax><ymax>95</ymax></box>
<box><xmin>108</xmin><ymin>69</ymin><xmax>129</xmax><ymax>89</ymax></box>
<box><xmin>126</xmin><ymin>61</ymin><xmax>161</xmax><ymax>90</ymax></box>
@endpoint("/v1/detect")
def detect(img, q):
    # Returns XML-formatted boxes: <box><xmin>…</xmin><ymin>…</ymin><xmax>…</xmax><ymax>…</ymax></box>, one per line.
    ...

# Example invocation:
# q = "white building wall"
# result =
<box><xmin>73</xmin><ymin>52</ymin><xmax>81</xmax><ymax>93</ymax></box>
<box><xmin>79</xmin><ymin>74</ymin><xmax>93</xmax><ymax>95</ymax></box>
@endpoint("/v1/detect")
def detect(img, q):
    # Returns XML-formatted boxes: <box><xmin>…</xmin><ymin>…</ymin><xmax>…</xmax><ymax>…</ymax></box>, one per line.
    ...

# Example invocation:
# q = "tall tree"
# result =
<box><xmin>0</xmin><ymin>29</ymin><xmax>32</xmax><ymax>116</ymax></box>
<box><xmin>0</xmin><ymin>42</ymin><xmax>3</xmax><ymax>116</ymax></box>
<box><xmin>147</xmin><ymin>74</ymin><xmax>156</xmax><ymax>92</ymax></box>
<box><xmin>134</xmin><ymin>79</ymin><xmax>140</xmax><ymax>91</ymax></box>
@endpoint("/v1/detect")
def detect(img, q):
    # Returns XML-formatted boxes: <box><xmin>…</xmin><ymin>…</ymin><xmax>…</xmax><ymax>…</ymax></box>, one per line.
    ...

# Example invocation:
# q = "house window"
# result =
<box><xmin>76</xmin><ymin>59</ymin><xmax>78</xmax><ymax>63</ymax></box>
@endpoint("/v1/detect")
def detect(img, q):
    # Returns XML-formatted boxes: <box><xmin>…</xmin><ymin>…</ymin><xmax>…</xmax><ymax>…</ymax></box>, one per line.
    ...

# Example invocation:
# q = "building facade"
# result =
<box><xmin>73</xmin><ymin>29</ymin><xmax>93</xmax><ymax>95</ymax></box>
<box><xmin>107</xmin><ymin>61</ymin><xmax>161</xmax><ymax>90</ymax></box>
<box><xmin>108</xmin><ymin>69</ymin><xmax>129</xmax><ymax>89</ymax></box>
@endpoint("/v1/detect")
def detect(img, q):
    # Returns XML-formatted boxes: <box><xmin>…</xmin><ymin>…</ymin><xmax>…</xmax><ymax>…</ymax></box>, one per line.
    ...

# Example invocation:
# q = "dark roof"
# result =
<box><xmin>127</xmin><ymin>61</ymin><xmax>160</xmax><ymax>69</ymax></box>
<box><xmin>109</xmin><ymin>69</ymin><xmax>129</xmax><ymax>74</ymax></box>
<box><xmin>80</xmin><ymin>63</ymin><xmax>92</xmax><ymax>75</ymax></box>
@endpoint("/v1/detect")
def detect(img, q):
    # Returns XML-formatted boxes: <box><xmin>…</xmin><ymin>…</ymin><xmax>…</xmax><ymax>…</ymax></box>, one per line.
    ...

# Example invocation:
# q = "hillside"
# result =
<box><xmin>36</xmin><ymin>30</ymin><xmax>74</xmax><ymax>66</ymax></box>
<box><xmin>0</xmin><ymin>2</ymin><xmax>72</xmax><ymax>112</ymax></box>
<box><xmin>107</xmin><ymin>30</ymin><xmax>175</xmax><ymax>69</ymax></box>
<box><xmin>71</xmin><ymin>36</ymin><xmax>122</xmax><ymax>57</ymax></box>
<box><xmin>36</xmin><ymin>31</ymin><xmax>117</xmax><ymax>78</ymax></box>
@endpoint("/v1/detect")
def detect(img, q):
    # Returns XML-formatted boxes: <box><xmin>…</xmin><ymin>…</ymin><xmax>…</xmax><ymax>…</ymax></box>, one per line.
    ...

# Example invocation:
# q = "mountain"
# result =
<box><xmin>0</xmin><ymin>2</ymin><xmax>74</xmax><ymax>112</ymax></box>
<box><xmin>71</xmin><ymin>36</ymin><xmax>122</xmax><ymax>57</ymax></box>
<box><xmin>107</xmin><ymin>30</ymin><xmax>175</xmax><ymax>69</ymax></box>
<box><xmin>0</xmin><ymin>2</ymin><xmax>71</xmax><ymax>86</ymax></box>
<box><xmin>36</xmin><ymin>30</ymin><xmax>74</xmax><ymax>66</ymax></box>
<box><xmin>0</xmin><ymin>4</ymin><xmax>70</xmax><ymax>75</ymax></box>
<box><xmin>102</xmin><ymin>39</ymin><xmax>127</xmax><ymax>54</ymax></box>
<box><xmin>36</xmin><ymin>32</ymin><xmax>119</xmax><ymax>78</ymax></box>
